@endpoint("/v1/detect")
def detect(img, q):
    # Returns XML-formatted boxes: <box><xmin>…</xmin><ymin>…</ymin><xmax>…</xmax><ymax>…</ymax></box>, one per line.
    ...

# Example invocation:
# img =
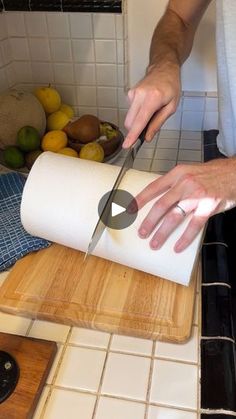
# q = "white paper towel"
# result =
<box><xmin>21</xmin><ymin>152</ymin><xmax>203</xmax><ymax>286</ymax></box>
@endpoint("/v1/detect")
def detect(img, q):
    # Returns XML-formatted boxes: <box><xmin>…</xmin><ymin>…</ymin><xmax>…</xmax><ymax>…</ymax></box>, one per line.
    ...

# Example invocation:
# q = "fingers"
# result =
<box><xmin>174</xmin><ymin>214</ymin><xmax>209</xmax><ymax>252</ymax></box>
<box><xmin>145</xmin><ymin>101</ymin><xmax>176</xmax><ymax>142</ymax></box>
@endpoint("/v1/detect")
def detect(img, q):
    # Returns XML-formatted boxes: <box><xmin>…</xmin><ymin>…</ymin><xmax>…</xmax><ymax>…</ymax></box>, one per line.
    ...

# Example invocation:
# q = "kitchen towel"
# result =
<box><xmin>0</xmin><ymin>172</ymin><xmax>50</xmax><ymax>272</ymax></box>
<box><xmin>21</xmin><ymin>152</ymin><xmax>204</xmax><ymax>286</ymax></box>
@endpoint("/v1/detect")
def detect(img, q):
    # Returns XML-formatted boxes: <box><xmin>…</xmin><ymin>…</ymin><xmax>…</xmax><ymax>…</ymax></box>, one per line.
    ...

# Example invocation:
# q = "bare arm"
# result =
<box><xmin>123</xmin><ymin>0</ymin><xmax>213</xmax><ymax>148</ymax></box>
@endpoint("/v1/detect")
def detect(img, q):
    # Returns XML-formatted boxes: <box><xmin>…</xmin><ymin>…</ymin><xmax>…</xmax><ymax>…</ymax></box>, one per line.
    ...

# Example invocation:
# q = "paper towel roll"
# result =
<box><xmin>21</xmin><ymin>152</ymin><xmax>202</xmax><ymax>286</ymax></box>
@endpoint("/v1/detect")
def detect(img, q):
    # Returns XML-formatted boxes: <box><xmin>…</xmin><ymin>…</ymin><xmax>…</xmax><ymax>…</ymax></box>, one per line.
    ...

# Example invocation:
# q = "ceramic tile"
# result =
<box><xmin>101</xmin><ymin>352</ymin><xmax>150</xmax><ymax>400</ymax></box>
<box><xmin>117</xmin><ymin>87</ymin><xmax>128</xmax><ymax>108</ymax></box>
<box><xmin>156</xmin><ymin>138</ymin><xmax>179</xmax><ymax>149</ymax></box>
<box><xmin>184</xmin><ymin>91</ymin><xmax>205</xmax><ymax>97</ymax></box>
<box><xmin>201</xmin><ymin>286</ymin><xmax>233</xmax><ymax>339</ymax></box>
<box><xmin>155</xmin><ymin>326</ymin><xmax>198</xmax><ymax>363</ymax></box>
<box><xmin>181</xmin><ymin>131</ymin><xmax>202</xmax><ymax>140</ymax></box>
<box><xmin>55</xmin><ymin>346</ymin><xmax>106</xmax><ymax>391</ymax></box>
<box><xmin>95</xmin><ymin>396</ymin><xmax>146</xmax><ymax>419</ymax></box>
<box><xmin>25</xmin><ymin>12</ymin><xmax>48</xmax><ymax>37</ymax></box>
<box><xmin>201</xmin><ymin>339</ymin><xmax>236</xmax><ymax>410</ymax></box>
<box><xmin>96</xmin><ymin>64</ymin><xmax>117</xmax><ymax>86</ymax></box>
<box><xmin>148</xmin><ymin>405</ymin><xmax>197</xmax><ymax>419</ymax></box>
<box><xmin>98</xmin><ymin>108</ymin><xmax>118</xmax><ymax>125</ymax></box>
<box><xmin>115</xmin><ymin>14</ymin><xmax>124</xmax><ymax>39</ymax></box>
<box><xmin>46</xmin><ymin>13</ymin><xmax>70</xmax><ymax>38</ymax></box>
<box><xmin>161</xmin><ymin>112</ymin><xmax>181</xmax><ymax>130</ymax></box>
<box><xmin>202</xmin><ymin>244</ymin><xmax>230</xmax><ymax>284</ymax></box>
<box><xmin>95</xmin><ymin>40</ymin><xmax>117</xmax><ymax>63</ymax></box>
<box><xmin>0</xmin><ymin>312</ymin><xmax>31</xmax><ymax>335</ymax></box>
<box><xmin>0</xmin><ymin>68</ymin><xmax>8</xmax><ymax>90</ymax></box>
<box><xmin>179</xmin><ymin>139</ymin><xmax>202</xmax><ymax>150</ymax></box>
<box><xmin>74</xmin><ymin>63</ymin><xmax>96</xmax><ymax>85</ymax></box>
<box><xmin>13</xmin><ymin>61</ymin><xmax>33</xmax><ymax>84</ymax></box>
<box><xmin>69</xmin><ymin>327</ymin><xmax>110</xmax><ymax>349</ymax></box>
<box><xmin>178</xmin><ymin>149</ymin><xmax>202</xmax><ymax>162</ymax></box>
<box><xmin>117</xmin><ymin>64</ymin><xmax>124</xmax><ymax>87</ymax></box>
<box><xmin>97</xmin><ymin>87</ymin><xmax>117</xmax><ymax>107</ymax></box>
<box><xmin>151</xmin><ymin>160</ymin><xmax>176</xmax><ymax>173</ymax></box>
<box><xmin>31</xmin><ymin>62</ymin><xmax>54</xmax><ymax>84</ymax></box>
<box><xmin>136</xmin><ymin>148</ymin><xmax>155</xmax><ymax>159</ymax></box>
<box><xmin>110</xmin><ymin>334</ymin><xmax>153</xmax><ymax>356</ymax></box>
<box><xmin>133</xmin><ymin>159</ymin><xmax>152</xmax><ymax>171</ymax></box>
<box><xmin>183</xmin><ymin>97</ymin><xmax>205</xmax><ymax>112</ymax></box>
<box><xmin>44</xmin><ymin>388</ymin><xmax>96</xmax><ymax>419</ymax></box>
<box><xmin>142</xmin><ymin>137</ymin><xmax>158</xmax><ymax>148</ymax></box>
<box><xmin>117</xmin><ymin>39</ymin><xmax>124</xmax><ymax>63</ymax></box>
<box><xmin>203</xmin><ymin>111</ymin><xmax>219</xmax><ymax>130</ymax></box>
<box><xmin>93</xmin><ymin>14</ymin><xmax>116</xmax><ymax>39</ymax></box>
<box><xmin>76</xmin><ymin>86</ymin><xmax>97</xmax><ymax>106</ymax></box>
<box><xmin>69</xmin><ymin>13</ymin><xmax>93</xmax><ymax>38</ymax></box>
<box><xmin>79</xmin><ymin>106</ymin><xmax>98</xmax><ymax>117</ymax></box>
<box><xmin>28</xmin><ymin>320</ymin><xmax>70</xmax><ymax>343</ymax></box>
<box><xmin>58</xmin><ymin>84</ymin><xmax>77</xmax><ymax>106</ymax></box>
<box><xmin>6</xmin><ymin>12</ymin><xmax>26</xmax><ymax>36</ymax></box>
<box><xmin>33</xmin><ymin>385</ymin><xmax>50</xmax><ymax>419</ymax></box>
<box><xmin>206</xmin><ymin>91</ymin><xmax>218</xmax><ymax>97</ymax></box>
<box><xmin>154</xmin><ymin>148</ymin><xmax>178</xmax><ymax>160</ymax></box>
<box><xmin>10</xmin><ymin>38</ymin><xmax>30</xmax><ymax>61</ymax></box>
<box><xmin>72</xmin><ymin>39</ymin><xmax>95</xmax><ymax>63</ymax></box>
<box><xmin>205</xmin><ymin>97</ymin><xmax>218</xmax><ymax>111</ymax></box>
<box><xmin>181</xmin><ymin>112</ymin><xmax>203</xmax><ymax>131</ymax></box>
<box><xmin>50</xmin><ymin>39</ymin><xmax>72</xmax><ymax>62</ymax></box>
<box><xmin>159</xmin><ymin>130</ymin><xmax>180</xmax><ymax>139</ymax></box>
<box><xmin>150</xmin><ymin>359</ymin><xmax>198</xmax><ymax>409</ymax></box>
<box><xmin>1</xmin><ymin>39</ymin><xmax>12</xmax><ymax>65</ymax></box>
<box><xmin>53</xmin><ymin>63</ymin><xmax>74</xmax><ymax>84</ymax></box>
<box><xmin>46</xmin><ymin>345</ymin><xmax>63</xmax><ymax>384</ymax></box>
<box><xmin>28</xmin><ymin>38</ymin><xmax>51</xmax><ymax>62</ymax></box>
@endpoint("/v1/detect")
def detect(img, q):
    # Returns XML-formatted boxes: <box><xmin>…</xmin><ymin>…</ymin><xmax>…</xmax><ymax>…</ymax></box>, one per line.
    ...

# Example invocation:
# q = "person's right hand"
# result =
<box><xmin>123</xmin><ymin>63</ymin><xmax>181</xmax><ymax>149</ymax></box>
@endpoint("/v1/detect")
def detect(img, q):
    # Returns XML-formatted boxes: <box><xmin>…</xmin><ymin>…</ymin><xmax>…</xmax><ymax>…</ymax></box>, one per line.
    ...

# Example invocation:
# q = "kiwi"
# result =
<box><xmin>98</xmin><ymin>135</ymin><xmax>121</xmax><ymax>157</ymax></box>
<box><xmin>64</xmin><ymin>115</ymin><xmax>100</xmax><ymax>144</ymax></box>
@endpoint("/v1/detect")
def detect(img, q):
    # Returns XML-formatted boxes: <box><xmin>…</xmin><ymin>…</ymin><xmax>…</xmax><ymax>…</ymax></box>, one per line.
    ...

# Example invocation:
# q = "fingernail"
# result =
<box><xmin>150</xmin><ymin>240</ymin><xmax>161</xmax><ymax>250</ymax></box>
<box><xmin>174</xmin><ymin>241</ymin><xmax>185</xmax><ymax>253</ymax></box>
<box><xmin>122</xmin><ymin>139</ymin><xmax>130</xmax><ymax>149</ymax></box>
<box><xmin>138</xmin><ymin>227</ymin><xmax>148</xmax><ymax>238</ymax></box>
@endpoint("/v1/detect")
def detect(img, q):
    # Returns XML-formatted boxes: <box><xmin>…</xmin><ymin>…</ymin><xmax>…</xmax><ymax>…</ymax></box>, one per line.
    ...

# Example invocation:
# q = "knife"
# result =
<box><xmin>84</xmin><ymin>127</ymin><xmax>148</xmax><ymax>260</ymax></box>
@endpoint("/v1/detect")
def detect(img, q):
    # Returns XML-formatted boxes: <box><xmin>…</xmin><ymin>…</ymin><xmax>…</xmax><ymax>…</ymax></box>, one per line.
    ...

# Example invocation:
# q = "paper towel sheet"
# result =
<box><xmin>21</xmin><ymin>152</ymin><xmax>203</xmax><ymax>286</ymax></box>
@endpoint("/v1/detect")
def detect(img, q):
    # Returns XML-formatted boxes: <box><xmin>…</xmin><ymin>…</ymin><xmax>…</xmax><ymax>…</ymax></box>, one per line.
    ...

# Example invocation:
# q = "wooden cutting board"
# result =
<box><xmin>0</xmin><ymin>244</ymin><xmax>198</xmax><ymax>342</ymax></box>
<box><xmin>0</xmin><ymin>333</ymin><xmax>57</xmax><ymax>419</ymax></box>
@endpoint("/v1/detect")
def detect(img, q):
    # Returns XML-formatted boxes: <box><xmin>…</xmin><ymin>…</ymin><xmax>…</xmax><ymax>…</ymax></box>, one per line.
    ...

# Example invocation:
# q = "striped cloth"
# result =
<box><xmin>0</xmin><ymin>172</ymin><xmax>51</xmax><ymax>272</ymax></box>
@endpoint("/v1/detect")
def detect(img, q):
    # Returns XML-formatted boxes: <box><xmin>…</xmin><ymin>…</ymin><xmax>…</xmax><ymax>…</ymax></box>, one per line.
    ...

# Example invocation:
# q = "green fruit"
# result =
<box><xmin>17</xmin><ymin>125</ymin><xmax>40</xmax><ymax>152</ymax></box>
<box><xmin>25</xmin><ymin>149</ymin><xmax>43</xmax><ymax>170</ymax></box>
<box><xmin>3</xmin><ymin>146</ymin><xmax>25</xmax><ymax>169</ymax></box>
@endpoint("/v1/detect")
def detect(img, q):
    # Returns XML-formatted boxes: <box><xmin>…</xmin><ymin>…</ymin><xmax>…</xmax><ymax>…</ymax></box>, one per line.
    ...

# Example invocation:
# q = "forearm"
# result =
<box><xmin>148</xmin><ymin>0</ymin><xmax>212</xmax><ymax>71</ymax></box>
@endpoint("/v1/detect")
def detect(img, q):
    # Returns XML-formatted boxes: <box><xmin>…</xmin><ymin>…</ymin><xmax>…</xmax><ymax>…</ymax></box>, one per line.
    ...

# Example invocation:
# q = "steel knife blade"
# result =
<box><xmin>84</xmin><ymin>127</ymin><xmax>147</xmax><ymax>259</ymax></box>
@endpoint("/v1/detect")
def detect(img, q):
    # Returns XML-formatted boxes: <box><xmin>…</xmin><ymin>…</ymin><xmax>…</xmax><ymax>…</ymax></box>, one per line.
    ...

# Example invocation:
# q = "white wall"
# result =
<box><xmin>127</xmin><ymin>0</ymin><xmax>217</xmax><ymax>92</ymax></box>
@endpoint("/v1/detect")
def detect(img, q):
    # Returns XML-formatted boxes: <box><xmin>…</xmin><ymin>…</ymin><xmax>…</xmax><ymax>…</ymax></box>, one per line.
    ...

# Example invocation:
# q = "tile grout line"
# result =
<box><xmin>39</xmin><ymin>326</ymin><xmax>73</xmax><ymax>419</ymax></box>
<box><xmin>144</xmin><ymin>340</ymin><xmax>156</xmax><ymax>418</ymax></box>
<box><xmin>91</xmin><ymin>333</ymin><xmax>113</xmax><ymax>418</ymax></box>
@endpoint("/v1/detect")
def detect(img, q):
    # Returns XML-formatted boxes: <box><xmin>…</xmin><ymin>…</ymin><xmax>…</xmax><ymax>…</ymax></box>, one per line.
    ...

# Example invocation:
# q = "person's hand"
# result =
<box><xmin>130</xmin><ymin>158</ymin><xmax>236</xmax><ymax>252</ymax></box>
<box><xmin>123</xmin><ymin>63</ymin><xmax>181</xmax><ymax>149</ymax></box>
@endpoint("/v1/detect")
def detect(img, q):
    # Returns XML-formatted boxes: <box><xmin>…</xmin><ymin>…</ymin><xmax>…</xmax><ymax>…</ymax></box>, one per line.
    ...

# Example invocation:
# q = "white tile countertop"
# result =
<box><xmin>0</xmin><ymin>272</ymin><xmax>200</xmax><ymax>419</ymax></box>
<box><xmin>0</xmin><ymin>129</ymin><xmax>202</xmax><ymax>419</ymax></box>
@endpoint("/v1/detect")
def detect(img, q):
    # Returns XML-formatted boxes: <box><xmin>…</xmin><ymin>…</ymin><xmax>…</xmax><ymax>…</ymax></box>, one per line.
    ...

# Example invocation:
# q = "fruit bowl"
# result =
<box><xmin>0</xmin><ymin>121</ymin><xmax>125</xmax><ymax>175</ymax></box>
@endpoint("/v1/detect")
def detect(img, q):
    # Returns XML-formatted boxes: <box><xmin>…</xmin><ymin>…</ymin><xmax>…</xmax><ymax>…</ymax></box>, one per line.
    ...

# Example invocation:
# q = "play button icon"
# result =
<box><xmin>98</xmin><ymin>189</ymin><xmax>138</xmax><ymax>230</ymax></box>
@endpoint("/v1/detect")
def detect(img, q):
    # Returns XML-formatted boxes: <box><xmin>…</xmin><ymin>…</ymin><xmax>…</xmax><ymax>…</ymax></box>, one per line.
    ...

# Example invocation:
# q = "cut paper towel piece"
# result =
<box><xmin>20</xmin><ymin>152</ymin><xmax>204</xmax><ymax>286</ymax></box>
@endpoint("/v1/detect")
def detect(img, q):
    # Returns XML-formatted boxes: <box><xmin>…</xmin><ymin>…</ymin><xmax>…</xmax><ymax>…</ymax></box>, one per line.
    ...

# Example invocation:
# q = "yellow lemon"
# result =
<box><xmin>59</xmin><ymin>103</ymin><xmax>75</xmax><ymax>119</ymax></box>
<box><xmin>46</xmin><ymin>110</ymin><xmax>70</xmax><ymax>131</ymax></box>
<box><xmin>41</xmin><ymin>130</ymin><xmax>68</xmax><ymax>152</ymax></box>
<box><xmin>34</xmin><ymin>86</ymin><xmax>61</xmax><ymax>114</ymax></box>
<box><xmin>79</xmin><ymin>142</ymin><xmax>104</xmax><ymax>162</ymax></box>
<box><xmin>57</xmin><ymin>147</ymin><xmax>78</xmax><ymax>157</ymax></box>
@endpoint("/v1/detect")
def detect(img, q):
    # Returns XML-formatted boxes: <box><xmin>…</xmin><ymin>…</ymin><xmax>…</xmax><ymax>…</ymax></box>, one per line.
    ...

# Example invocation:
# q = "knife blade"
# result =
<box><xmin>84</xmin><ymin>127</ymin><xmax>147</xmax><ymax>259</ymax></box>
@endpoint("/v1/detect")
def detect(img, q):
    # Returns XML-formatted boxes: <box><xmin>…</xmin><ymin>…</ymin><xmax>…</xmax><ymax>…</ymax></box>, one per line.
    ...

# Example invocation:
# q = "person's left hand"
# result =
<box><xmin>129</xmin><ymin>158</ymin><xmax>236</xmax><ymax>252</ymax></box>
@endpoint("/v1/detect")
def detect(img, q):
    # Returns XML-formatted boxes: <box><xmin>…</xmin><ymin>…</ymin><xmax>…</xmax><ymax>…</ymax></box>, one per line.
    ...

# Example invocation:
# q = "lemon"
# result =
<box><xmin>41</xmin><ymin>130</ymin><xmax>68</xmax><ymax>152</ymax></box>
<box><xmin>3</xmin><ymin>146</ymin><xmax>25</xmax><ymax>169</ymax></box>
<box><xmin>57</xmin><ymin>147</ymin><xmax>78</xmax><ymax>157</ymax></box>
<box><xmin>47</xmin><ymin>110</ymin><xmax>70</xmax><ymax>131</ymax></box>
<box><xmin>79</xmin><ymin>142</ymin><xmax>104</xmax><ymax>162</ymax></box>
<box><xmin>17</xmin><ymin>126</ymin><xmax>40</xmax><ymax>152</ymax></box>
<box><xmin>59</xmin><ymin>103</ymin><xmax>75</xmax><ymax>119</ymax></box>
<box><xmin>34</xmin><ymin>86</ymin><xmax>61</xmax><ymax>114</ymax></box>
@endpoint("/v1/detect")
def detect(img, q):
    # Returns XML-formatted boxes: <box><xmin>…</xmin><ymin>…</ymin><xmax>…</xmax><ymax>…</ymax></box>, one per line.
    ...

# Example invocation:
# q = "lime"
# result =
<box><xmin>17</xmin><ymin>126</ymin><xmax>40</xmax><ymax>152</ymax></box>
<box><xmin>3</xmin><ymin>146</ymin><xmax>25</xmax><ymax>169</ymax></box>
